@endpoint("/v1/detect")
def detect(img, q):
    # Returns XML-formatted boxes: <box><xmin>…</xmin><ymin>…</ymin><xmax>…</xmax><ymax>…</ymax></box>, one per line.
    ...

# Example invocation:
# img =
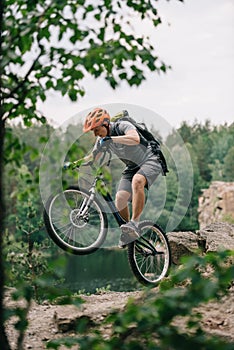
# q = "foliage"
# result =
<box><xmin>4</xmin><ymin>152</ymin><xmax>58</xmax><ymax>300</ymax></box>
<box><xmin>4</xmin><ymin>120</ymin><xmax>234</xmax><ymax>245</ymax></box>
<box><xmin>1</xmin><ymin>0</ymin><xmax>233</xmax><ymax>348</ymax></box>
<box><xmin>1</xmin><ymin>0</ymin><xmax>171</xmax><ymax>124</ymax></box>
<box><xmin>4</xmin><ymin>256</ymin><xmax>84</xmax><ymax>349</ymax></box>
<box><xmin>46</xmin><ymin>250</ymin><xmax>234</xmax><ymax>349</ymax></box>
<box><xmin>161</xmin><ymin>121</ymin><xmax>234</xmax><ymax>230</ymax></box>
<box><xmin>2</xmin><ymin>109</ymin><xmax>234</xmax><ymax>350</ymax></box>
<box><xmin>223</xmin><ymin>146</ymin><xmax>234</xmax><ymax>181</ymax></box>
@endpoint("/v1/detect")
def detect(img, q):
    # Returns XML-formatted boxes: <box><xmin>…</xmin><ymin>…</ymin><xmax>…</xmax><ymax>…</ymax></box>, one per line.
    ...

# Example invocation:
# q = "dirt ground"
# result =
<box><xmin>5</xmin><ymin>287</ymin><xmax>234</xmax><ymax>350</ymax></box>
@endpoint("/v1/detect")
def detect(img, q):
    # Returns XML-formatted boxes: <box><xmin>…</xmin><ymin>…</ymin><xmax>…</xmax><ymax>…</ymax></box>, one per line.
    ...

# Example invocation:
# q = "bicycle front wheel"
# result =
<box><xmin>128</xmin><ymin>221</ymin><xmax>171</xmax><ymax>286</ymax></box>
<box><xmin>44</xmin><ymin>186</ymin><xmax>108</xmax><ymax>255</ymax></box>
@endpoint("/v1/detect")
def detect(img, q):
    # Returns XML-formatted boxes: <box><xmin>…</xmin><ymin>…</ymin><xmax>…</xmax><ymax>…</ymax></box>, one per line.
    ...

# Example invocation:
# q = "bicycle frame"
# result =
<box><xmin>83</xmin><ymin>165</ymin><xmax>126</xmax><ymax>227</ymax></box>
<box><xmin>80</xmin><ymin>164</ymin><xmax>159</xmax><ymax>253</ymax></box>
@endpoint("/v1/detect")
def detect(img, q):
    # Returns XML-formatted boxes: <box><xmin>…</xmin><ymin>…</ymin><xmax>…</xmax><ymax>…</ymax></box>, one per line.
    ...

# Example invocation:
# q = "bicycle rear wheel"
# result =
<box><xmin>44</xmin><ymin>186</ymin><xmax>108</xmax><ymax>255</ymax></box>
<box><xmin>128</xmin><ymin>221</ymin><xmax>171</xmax><ymax>286</ymax></box>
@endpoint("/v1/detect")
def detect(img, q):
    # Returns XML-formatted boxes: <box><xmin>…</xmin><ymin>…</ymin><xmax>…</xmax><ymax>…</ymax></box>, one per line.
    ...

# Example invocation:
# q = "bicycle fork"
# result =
<box><xmin>77</xmin><ymin>190</ymin><xmax>95</xmax><ymax>218</ymax></box>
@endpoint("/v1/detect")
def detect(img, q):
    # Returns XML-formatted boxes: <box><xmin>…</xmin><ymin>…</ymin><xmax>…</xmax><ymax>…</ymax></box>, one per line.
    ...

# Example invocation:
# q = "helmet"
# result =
<box><xmin>83</xmin><ymin>108</ymin><xmax>110</xmax><ymax>132</ymax></box>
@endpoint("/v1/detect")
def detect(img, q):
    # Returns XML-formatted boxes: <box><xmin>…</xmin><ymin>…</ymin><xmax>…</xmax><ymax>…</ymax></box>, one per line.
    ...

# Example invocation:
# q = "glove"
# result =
<box><xmin>99</xmin><ymin>136</ymin><xmax>113</xmax><ymax>149</ymax></box>
<box><xmin>63</xmin><ymin>162</ymin><xmax>73</xmax><ymax>170</ymax></box>
<box><xmin>63</xmin><ymin>160</ymin><xmax>83</xmax><ymax>170</ymax></box>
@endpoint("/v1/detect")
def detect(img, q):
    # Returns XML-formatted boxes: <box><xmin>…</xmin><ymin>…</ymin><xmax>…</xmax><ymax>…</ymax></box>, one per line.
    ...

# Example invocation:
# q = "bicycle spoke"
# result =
<box><xmin>45</xmin><ymin>188</ymin><xmax>108</xmax><ymax>254</ymax></box>
<box><xmin>128</xmin><ymin>221</ymin><xmax>170</xmax><ymax>286</ymax></box>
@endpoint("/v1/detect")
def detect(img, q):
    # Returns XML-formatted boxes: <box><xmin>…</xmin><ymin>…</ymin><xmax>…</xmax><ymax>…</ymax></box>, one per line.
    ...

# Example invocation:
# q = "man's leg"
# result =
<box><xmin>120</xmin><ymin>157</ymin><xmax>161</xmax><ymax>246</ymax></box>
<box><xmin>131</xmin><ymin>173</ymin><xmax>147</xmax><ymax>222</ymax></box>
<box><xmin>115</xmin><ymin>190</ymin><xmax>131</xmax><ymax>222</ymax></box>
<box><xmin>119</xmin><ymin>174</ymin><xmax>147</xmax><ymax>246</ymax></box>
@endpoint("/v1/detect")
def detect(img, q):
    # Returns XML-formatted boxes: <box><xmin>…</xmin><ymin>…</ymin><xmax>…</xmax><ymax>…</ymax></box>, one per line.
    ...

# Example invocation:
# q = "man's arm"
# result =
<box><xmin>111</xmin><ymin>129</ymin><xmax>140</xmax><ymax>145</ymax></box>
<box><xmin>70</xmin><ymin>128</ymin><xmax>140</xmax><ymax>169</ymax></box>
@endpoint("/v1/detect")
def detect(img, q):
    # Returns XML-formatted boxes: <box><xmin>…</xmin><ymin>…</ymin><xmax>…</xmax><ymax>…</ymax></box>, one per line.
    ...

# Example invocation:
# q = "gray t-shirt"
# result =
<box><xmin>107</xmin><ymin>121</ymin><xmax>151</xmax><ymax>168</ymax></box>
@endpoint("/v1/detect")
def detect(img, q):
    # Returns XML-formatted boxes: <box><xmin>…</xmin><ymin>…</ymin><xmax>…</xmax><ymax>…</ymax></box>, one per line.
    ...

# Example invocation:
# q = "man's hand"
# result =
<box><xmin>63</xmin><ymin>159</ymin><xmax>84</xmax><ymax>170</ymax></box>
<box><xmin>98</xmin><ymin>136</ymin><xmax>113</xmax><ymax>149</ymax></box>
<box><xmin>63</xmin><ymin>162</ymin><xmax>73</xmax><ymax>170</ymax></box>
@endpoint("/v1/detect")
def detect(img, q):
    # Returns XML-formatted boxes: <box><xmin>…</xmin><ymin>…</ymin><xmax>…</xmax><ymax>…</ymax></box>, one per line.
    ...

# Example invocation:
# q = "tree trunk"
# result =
<box><xmin>0</xmin><ymin>0</ymin><xmax>11</xmax><ymax>347</ymax></box>
<box><xmin>0</xmin><ymin>120</ymin><xmax>11</xmax><ymax>349</ymax></box>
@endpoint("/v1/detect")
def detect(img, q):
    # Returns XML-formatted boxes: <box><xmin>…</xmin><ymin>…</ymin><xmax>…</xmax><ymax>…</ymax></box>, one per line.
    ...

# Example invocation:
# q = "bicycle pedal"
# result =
<box><xmin>120</xmin><ymin>231</ymin><xmax>139</xmax><ymax>245</ymax></box>
<box><xmin>118</xmin><ymin>241</ymin><xmax>127</xmax><ymax>249</ymax></box>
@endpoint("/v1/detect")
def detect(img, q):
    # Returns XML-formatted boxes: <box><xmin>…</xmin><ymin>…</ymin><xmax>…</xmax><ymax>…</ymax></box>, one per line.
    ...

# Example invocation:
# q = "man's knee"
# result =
<box><xmin>116</xmin><ymin>190</ymin><xmax>131</xmax><ymax>203</ymax></box>
<box><xmin>132</xmin><ymin>174</ymin><xmax>147</xmax><ymax>191</ymax></box>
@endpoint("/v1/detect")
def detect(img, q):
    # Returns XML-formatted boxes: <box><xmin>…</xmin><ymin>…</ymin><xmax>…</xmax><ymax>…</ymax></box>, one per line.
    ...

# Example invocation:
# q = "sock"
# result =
<box><xmin>131</xmin><ymin>220</ymin><xmax>139</xmax><ymax>227</ymax></box>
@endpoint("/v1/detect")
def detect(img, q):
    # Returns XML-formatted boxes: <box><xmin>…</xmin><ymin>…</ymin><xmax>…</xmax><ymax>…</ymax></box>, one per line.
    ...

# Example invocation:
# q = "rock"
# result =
<box><xmin>197</xmin><ymin>222</ymin><xmax>234</xmax><ymax>253</ymax></box>
<box><xmin>56</xmin><ymin>315</ymin><xmax>95</xmax><ymax>333</ymax></box>
<box><xmin>167</xmin><ymin>231</ymin><xmax>200</xmax><ymax>264</ymax></box>
<box><xmin>167</xmin><ymin>223</ymin><xmax>234</xmax><ymax>264</ymax></box>
<box><xmin>51</xmin><ymin>292</ymin><xmax>139</xmax><ymax>334</ymax></box>
<box><xmin>198</xmin><ymin>181</ymin><xmax>234</xmax><ymax>229</ymax></box>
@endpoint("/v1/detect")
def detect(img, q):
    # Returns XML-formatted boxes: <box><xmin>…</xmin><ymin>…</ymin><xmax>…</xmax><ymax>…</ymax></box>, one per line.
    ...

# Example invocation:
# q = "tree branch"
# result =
<box><xmin>5</xmin><ymin>50</ymin><xmax>42</xmax><ymax>100</ymax></box>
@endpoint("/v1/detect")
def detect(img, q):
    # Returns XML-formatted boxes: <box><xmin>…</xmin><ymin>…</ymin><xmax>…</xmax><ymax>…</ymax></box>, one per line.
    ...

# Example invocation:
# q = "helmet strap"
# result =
<box><xmin>103</xmin><ymin>123</ymin><xmax>110</xmax><ymax>136</ymax></box>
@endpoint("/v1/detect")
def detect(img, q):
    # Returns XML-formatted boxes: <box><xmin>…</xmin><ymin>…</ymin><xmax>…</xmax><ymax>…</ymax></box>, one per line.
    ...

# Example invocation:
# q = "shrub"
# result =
<box><xmin>47</xmin><ymin>250</ymin><xmax>234</xmax><ymax>349</ymax></box>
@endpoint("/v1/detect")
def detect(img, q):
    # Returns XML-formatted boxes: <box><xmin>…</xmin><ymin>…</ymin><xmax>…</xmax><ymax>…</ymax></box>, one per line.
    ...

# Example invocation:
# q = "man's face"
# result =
<box><xmin>93</xmin><ymin>125</ymin><xmax>108</xmax><ymax>137</ymax></box>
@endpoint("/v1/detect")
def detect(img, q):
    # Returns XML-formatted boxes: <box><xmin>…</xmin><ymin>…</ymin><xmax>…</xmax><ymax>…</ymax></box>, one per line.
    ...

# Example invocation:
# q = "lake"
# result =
<box><xmin>64</xmin><ymin>248</ymin><xmax>142</xmax><ymax>294</ymax></box>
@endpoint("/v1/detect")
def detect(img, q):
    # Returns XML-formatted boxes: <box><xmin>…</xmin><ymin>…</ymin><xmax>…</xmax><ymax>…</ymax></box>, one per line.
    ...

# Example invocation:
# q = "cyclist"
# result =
<box><xmin>70</xmin><ymin>107</ymin><xmax>163</xmax><ymax>247</ymax></box>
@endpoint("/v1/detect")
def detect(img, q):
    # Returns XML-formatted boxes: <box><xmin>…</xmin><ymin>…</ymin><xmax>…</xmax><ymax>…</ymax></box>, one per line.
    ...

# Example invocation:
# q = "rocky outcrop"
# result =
<box><xmin>166</xmin><ymin>231</ymin><xmax>200</xmax><ymax>265</ymax></box>
<box><xmin>167</xmin><ymin>222</ymin><xmax>234</xmax><ymax>264</ymax></box>
<box><xmin>198</xmin><ymin>222</ymin><xmax>234</xmax><ymax>253</ymax></box>
<box><xmin>198</xmin><ymin>181</ymin><xmax>234</xmax><ymax>229</ymax></box>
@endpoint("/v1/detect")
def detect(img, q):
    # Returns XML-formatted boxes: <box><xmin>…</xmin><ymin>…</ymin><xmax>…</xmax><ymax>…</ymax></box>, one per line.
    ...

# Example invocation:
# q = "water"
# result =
<box><xmin>64</xmin><ymin>248</ymin><xmax>141</xmax><ymax>294</ymax></box>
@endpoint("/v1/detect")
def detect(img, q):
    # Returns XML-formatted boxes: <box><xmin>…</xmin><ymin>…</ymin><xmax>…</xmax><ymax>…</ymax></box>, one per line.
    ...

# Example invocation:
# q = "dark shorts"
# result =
<box><xmin>117</xmin><ymin>155</ymin><xmax>162</xmax><ymax>194</ymax></box>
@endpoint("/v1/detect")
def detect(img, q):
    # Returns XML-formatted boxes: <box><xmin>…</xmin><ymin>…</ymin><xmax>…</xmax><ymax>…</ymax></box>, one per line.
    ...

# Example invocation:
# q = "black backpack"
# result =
<box><xmin>111</xmin><ymin>110</ymin><xmax>169</xmax><ymax>176</ymax></box>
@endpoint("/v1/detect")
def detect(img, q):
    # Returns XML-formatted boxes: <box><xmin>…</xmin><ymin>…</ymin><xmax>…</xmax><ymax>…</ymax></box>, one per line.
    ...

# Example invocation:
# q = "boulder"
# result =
<box><xmin>167</xmin><ymin>222</ymin><xmax>234</xmax><ymax>264</ymax></box>
<box><xmin>167</xmin><ymin>231</ymin><xmax>200</xmax><ymax>265</ymax></box>
<box><xmin>198</xmin><ymin>181</ymin><xmax>234</xmax><ymax>229</ymax></box>
<box><xmin>197</xmin><ymin>222</ymin><xmax>234</xmax><ymax>253</ymax></box>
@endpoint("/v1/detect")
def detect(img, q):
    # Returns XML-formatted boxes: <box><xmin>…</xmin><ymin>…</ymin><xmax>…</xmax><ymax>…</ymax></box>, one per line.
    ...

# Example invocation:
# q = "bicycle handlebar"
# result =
<box><xmin>63</xmin><ymin>160</ymin><xmax>93</xmax><ymax>170</ymax></box>
<box><xmin>63</xmin><ymin>149</ymin><xmax>112</xmax><ymax>171</ymax></box>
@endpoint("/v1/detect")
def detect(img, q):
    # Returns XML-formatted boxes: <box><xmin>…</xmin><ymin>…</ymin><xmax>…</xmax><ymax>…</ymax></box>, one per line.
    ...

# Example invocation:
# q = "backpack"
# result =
<box><xmin>111</xmin><ymin>110</ymin><xmax>169</xmax><ymax>176</ymax></box>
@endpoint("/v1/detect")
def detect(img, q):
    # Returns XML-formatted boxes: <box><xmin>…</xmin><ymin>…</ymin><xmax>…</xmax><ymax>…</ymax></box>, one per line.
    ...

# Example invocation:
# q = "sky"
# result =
<box><xmin>38</xmin><ymin>0</ymin><xmax>234</xmax><ymax>130</ymax></box>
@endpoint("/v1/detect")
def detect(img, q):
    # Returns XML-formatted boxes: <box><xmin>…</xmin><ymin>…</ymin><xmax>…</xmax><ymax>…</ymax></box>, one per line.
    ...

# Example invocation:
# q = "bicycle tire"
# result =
<box><xmin>43</xmin><ymin>186</ymin><xmax>108</xmax><ymax>255</ymax></box>
<box><xmin>127</xmin><ymin>221</ymin><xmax>171</xmax><ymax>286</ymax></box>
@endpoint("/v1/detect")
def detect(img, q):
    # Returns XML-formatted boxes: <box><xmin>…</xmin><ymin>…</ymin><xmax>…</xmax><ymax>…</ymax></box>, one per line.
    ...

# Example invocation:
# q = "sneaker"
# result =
<box><xmin>118</xmin><ymin>221</ymin><xmax>140</xmax><ymax>247</ymax></box>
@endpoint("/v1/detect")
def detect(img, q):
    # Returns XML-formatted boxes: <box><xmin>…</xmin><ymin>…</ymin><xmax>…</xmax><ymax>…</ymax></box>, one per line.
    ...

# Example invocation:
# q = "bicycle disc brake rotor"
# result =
<box><xmin>70</xmin><ymin>208</ymin><xmax>89</xmax><ymax>228</ymax></box>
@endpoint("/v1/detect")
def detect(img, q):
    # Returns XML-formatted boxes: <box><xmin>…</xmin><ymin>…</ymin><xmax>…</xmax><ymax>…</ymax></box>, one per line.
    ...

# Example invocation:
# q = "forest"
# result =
<box><xmin>1</xmin><ymin>0</ymin><xmax>233</xmax><ymax>348</ymax></box>
<box><xmin>2</xmin><ymin>118</ymin><xmax>234</xmax><ymax>349</ymax></box>
<box><xmin>3</xmin><ymin>118</ymin><xmax>234</xmax><ymax>290</ymax></box>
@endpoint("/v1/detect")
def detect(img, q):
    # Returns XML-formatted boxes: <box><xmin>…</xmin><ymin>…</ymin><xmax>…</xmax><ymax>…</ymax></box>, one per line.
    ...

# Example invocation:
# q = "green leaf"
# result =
<box><xmin>153</xmin><ymin>18</ymin><xmax>162</xmax><ymax>27</ymax></box>
<box><xmin>94</xmin><ymin>13</ymin><xmax>101</xmax><ymax>20</ymax></box>
<box><xmin>46</xmin><ymin>80</ymin><xmax>54</xmax><ymax>89</ymax></box>
<box><xmin>119</xmin><ymin>72</ymin><xmax>127</xmax><ymax>80</ymax></box>
<box><xmin>105</xmin><ymin>76</ymin><xmax>118</xmax><ymax>89</ymax></box>
<box><xmin>136</xmin><ymin>37</ymin><xmax>143</xmax><ymax>45</ymax></box>
<box><xmin>68</xmin><ymin>89</ymin><xmax>78</xmax><ymax>101</ymax></box>
<box><xmin>114</xmin><ymin>23</ymin><xmax>121</xmax><ymax>32</ymax></box>
<box><xmin>18</xmin><ymin>35</ymin><xmax>33</xmax><ymax>54</ymax></box>
<box><xmin>23</xmin><ymin>118</ymin><xmax>33</xmax><ymax>127</ymax></box>
<box><xmin>98</xmin><ymin>27</ymin><xmax>105</xmax><ymax>41</ymax></box>
<box><xmin>30</xmin><ymin>148</ymin><xmax>39</xmax><ymax>161</ymax></box>
<box><xmin>86</xmin><ymin>4</ymin><xmax>94</xmax><ymax>12</ymax></box>
<box><xmin>160</xmin><ymin>64</ymin><xmax>167</xmax><ymax>73</ymax></box>
<box><xmin>71</xmin><ymin>70</ymin><xmax>84</xmax><ymax>80</ymax></box>
<box><xmin>37</xmin><ymin>27</ymin><xmax>51</xmax><ymax>41</ymax></box>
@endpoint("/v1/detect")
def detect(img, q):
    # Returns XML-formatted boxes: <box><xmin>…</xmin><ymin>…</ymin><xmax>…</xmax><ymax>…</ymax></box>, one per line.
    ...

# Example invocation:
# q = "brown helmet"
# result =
<box><xmin>83</xmin><ymin>108</ymin><xmax>110</xmax><ymax>132</ymax></box>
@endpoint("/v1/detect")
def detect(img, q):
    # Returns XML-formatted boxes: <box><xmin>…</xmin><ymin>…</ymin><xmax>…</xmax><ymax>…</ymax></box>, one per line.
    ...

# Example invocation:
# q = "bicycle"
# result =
<box><xmin>43</xmin><ymin>151</ymin><xmax>171</xmax><ymax>287</ymax></box>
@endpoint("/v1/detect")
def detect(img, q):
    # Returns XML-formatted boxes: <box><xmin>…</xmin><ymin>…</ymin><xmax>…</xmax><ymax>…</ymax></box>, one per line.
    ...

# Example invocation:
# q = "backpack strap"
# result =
<box><xmin>111</xmin><ymin>121</ymin><xmax>121</xmax><ymax>137</ymax></box>
<box><xmin>112</xmin><ymin>120</ymin><xmax>149</xmax><ymax>147</ymax></box>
